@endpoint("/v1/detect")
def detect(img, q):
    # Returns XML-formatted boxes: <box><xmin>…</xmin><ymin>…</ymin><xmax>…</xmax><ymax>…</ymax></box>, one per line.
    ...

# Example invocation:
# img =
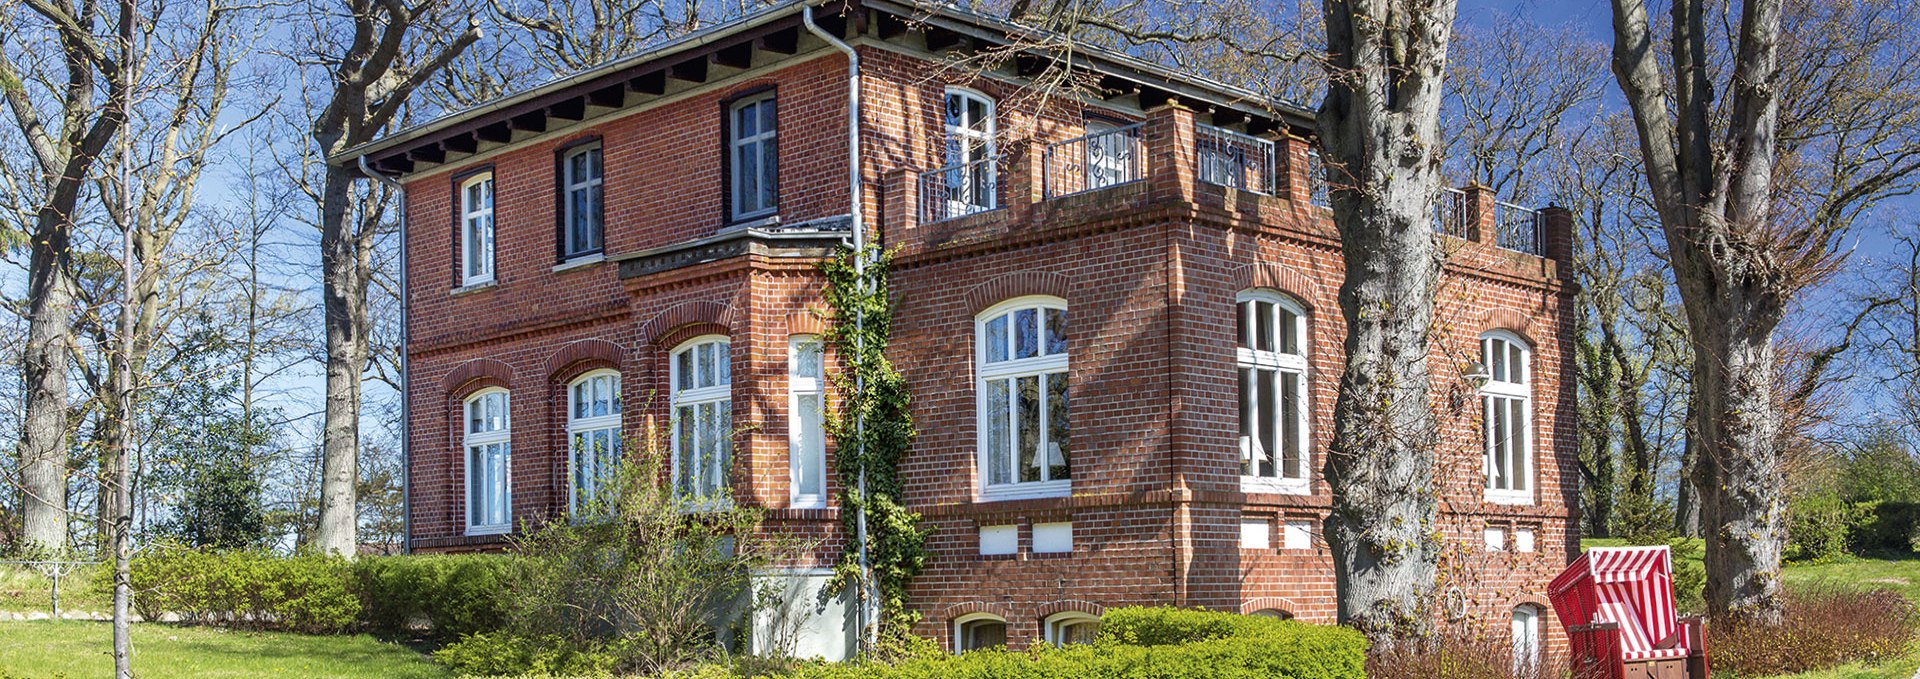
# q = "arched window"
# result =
<box><xmin>1511</xmin><ymin>605</ymin><xmax>1542</xmax><ymax>672</ymax></box>
<box><xmin>940</xmin><ymin>88</ymin><xmax>997</xmax><ymax>217</ymax></box>
<box><xmin>1237</xmin><ymin>290</ymin><xmax>1309</xmax><ymax>493</ymax></box>
<box><xmin>1481</xmin><ymin>330</ymin><xmax>1533</xmax><ymax>504</ymax></box>
<box><xmin>671</xmin><ymin>336</ymin><xmax>732</xmax><ymax>503</ymax></box>
<box><xmin>460</xmin><ymin>173</ymin><xmax>495</xmax><ymax>286</ymax></box>
<box><xmin>976</xmin><ymin>297</ymin><xmax>1069</xmax><ymax>500</ymax></box>
<box><xmin>561</xmin><ymin>143</ymin><xmax>603</xmax><ymax>258</ymax></box>
<box><xmin>1044</xmin><ymin>611</ymin><xmax>1100</xmax><ymax>646</ymax></box>
<box><xmin>789</xmin><ymin>335</ymin><xmax>827</xmax><ymax>508</ymax></box>
<box><xmin>953</xmin><ymin>613</ymin><xmax>1007</xmax><ymax>653</ymax></box>
<box><xmin>567</xmin><ymin>370</ymin><xmax>621</xmax><ymax>515</ymax></box>
<box><xmin>463</xmin><ymin>388</ymin><xmax>511</xmax><ymax>533</ymax></box>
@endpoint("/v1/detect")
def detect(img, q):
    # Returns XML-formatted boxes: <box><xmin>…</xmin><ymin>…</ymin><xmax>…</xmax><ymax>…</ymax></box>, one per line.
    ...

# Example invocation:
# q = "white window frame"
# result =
<box><xmin>1481</xmin><ymin>330</ymin><xmax>1534</xmax><ymax>504</ymax></box>
<box><xmin>975</xmin><ymin>296</ymin><xmax>1070</xmax><ymax>501</ymax></box>
<box><xmin>788</xmin><ymin>335</ymin><xmax>828</xmax><ymax>509</ymax></box>
<box><xmin>1237</xmin><ymin>290</ymin><xmax>1310</xmax><ymax>494</ymax></box>
<box><xmin>953</xmin><ymin>613</ymin><xmax>1008</xmax><ymax>653</ymax></box>
<box><xmin>671</xmin><ymin>335</ymin><xmax>733</xmax><ymax>507</ymax></box>
<box><xmin>729</xmin><ymin>93</ymin><xmax>778</xmax><ymax>220</ymax></box>
<box><xmin>566</xmin><ymin>369</ymin><xmax>621</xmax><ymax>516</ymax></box>
<box><xmin>463</xmin><ymin>388</ymin><xmax>511</xmax><ymax>535</ymax></box>
<box><xmin>1512</xmin><ymin>605</ymin><xmax>1542</xmax><ymax>674</ymax></box>
<box><xmin>460</xmin><ymin>173</ymin><xmax>496</xmax><ymax>286</ymax></box>
<box><xmin>561</xmin><ymin>144</ymin><xmax>604</xmax><ymax>258</ymax></box>
<box><xmin>1044</xmin><ymin>611</ymin><xmax>1101</xmax><ymax>646</ymax></box>
<box><xmin>943</xmin><ymin>88</ymin><xmax>997</xmax><ymax>214</ymax></box>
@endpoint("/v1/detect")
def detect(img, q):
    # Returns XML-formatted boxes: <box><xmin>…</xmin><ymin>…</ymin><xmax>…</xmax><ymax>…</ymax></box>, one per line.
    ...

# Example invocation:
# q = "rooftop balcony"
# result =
<box><xmin>883</xmin><ymin>105</ymin><xmax>1570</xmax><ymax>283</ymax></box>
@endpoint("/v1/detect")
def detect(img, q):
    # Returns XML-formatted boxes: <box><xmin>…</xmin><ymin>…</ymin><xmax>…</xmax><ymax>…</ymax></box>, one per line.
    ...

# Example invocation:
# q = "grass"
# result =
<box><xmin>0</xmin><ymin>564</ymin><xmax>111</xmax><ymax>614</ymax></box>
<box><xmin>0</xmin><ymin>620</ymin><xmax>451</xmax><ymax>679</ymax></box>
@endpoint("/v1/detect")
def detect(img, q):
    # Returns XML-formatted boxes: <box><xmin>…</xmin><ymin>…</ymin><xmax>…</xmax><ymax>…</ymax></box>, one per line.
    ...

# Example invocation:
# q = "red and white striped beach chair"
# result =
<box><xmin>1547</xmin><ymin>546</ymin><xmax>1709</xmax><ymax>679</ymax></box>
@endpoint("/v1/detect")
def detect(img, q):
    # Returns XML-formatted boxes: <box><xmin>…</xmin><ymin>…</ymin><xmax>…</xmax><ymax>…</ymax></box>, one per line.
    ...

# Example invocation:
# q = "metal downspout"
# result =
<box><xmin>802</xmin><ymin>3</ymin><xmax>877</xmax><ymax>654</ymax></box>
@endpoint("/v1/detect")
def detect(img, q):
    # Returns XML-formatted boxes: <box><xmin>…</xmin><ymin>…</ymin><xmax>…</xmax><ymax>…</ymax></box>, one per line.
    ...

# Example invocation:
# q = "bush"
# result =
<box><xmin>125</xmin><ymin>544</ymin><xmax>360</xmax><ymax>633</ymax></box>
<box><xmin>1855</xmin><ymin>502</ymin><xmax>1920</xmax><ymax>553</ymax></box>
<box><xmin>354</xmin><ymin>553</ymin><xmax>512</xmax><ymax>640</ymax></box>
<box><xmin>1787</xmin><ymin>493</ymin><xmax>1876</xmax><ymax>563</ymax></box>
<box><xmin>433</xmin><ymin>631</ymin><xmax>620</xmax><ymax>677</ymax></box>
<box><xmin>778</xmin><ymin>608</ymin><xmax>1366</xmax><ymax>679</ymax></box>
<box><xmin>1707</xmin><ymin>586</ymin><xmax>1919</xmax><ymax>677</ymax></box>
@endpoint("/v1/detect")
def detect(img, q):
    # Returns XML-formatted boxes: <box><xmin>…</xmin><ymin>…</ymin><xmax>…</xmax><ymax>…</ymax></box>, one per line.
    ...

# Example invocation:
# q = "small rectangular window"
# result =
<box><xmin>561</xmin><ymin>144</ymin><xmax>604</xmax><ymax>258</ymax></box>
<box><xmin>1283</xmin><ymin>519</ymin><xmax>1312</xmax><ymax>550</ymax></box>
<box><xmin>460</xmin><ymin>173</ymin><xmax>496</xmax><ymax>286</ymax></box>
<box><xmin>1033</xmin><ymin>522</ymin><xmax>1073</xmax><ymax>553</ymax></box>
<box><xmin>1240</xmin><ymin>518</ymin><xmax>1271</xmax><ymax>550</ymax></box>
<box><xmin>729</xmin><ymin>94</ymin><xmax>778</xmax><ymax>220</ymax></box>
<box><xmin>1484</xmin><ymin>526</ymin><xmax>1508</xmax><ymax>551</ymax></box>
<box><xmin>979</xmin><ymin>524</ymin><xmax>1017</xmax><ymax>555</ymax></box>
<box><xmin>1515</xmin><ymin>527</ymin><xmax>1536</xmax><ymax>553</ymax></box>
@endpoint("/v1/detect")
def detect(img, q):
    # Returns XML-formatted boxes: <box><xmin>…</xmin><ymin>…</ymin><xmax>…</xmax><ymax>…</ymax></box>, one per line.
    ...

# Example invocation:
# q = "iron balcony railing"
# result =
<box><xmin>1306</xmin><ymin>149</ymin><xmax>1331</xmax><ymax>207</ymax></box>
<box><xmin>921</xmin><ymin>155</ymin><xmax>1003</xmax><ymax>223</ymax></box>
<box><xmin>1196</xmin><ymin>124</ymin><xmax>1277</xmax><ymax>195</ymax></box>
<box><xmin>1043</xmin><ymin>123</ymin><xmax>1145</xmax><ymax>198</ymax></box>
<box><xmin>1434</xmin><ymin>186</ymin><xmax>1470</xmax><ymax>239</ymax></box>
<box><xmin>1495</xmin><ymin>200</ymin><xmax>1543</xmax><ymax>255</ymax></box>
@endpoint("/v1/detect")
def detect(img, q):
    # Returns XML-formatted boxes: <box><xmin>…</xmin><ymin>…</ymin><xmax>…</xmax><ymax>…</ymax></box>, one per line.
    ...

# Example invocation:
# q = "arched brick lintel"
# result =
<box><xmin>1238</xmin><ymin>596</ymin><xmax>1303</xmax><ymax>616</ymax></box>
<box><xmin>1035</xmin><ymin>600</ymin><xmax>1105</xmax><ymax>619</ymax></box>
<box><xmin>543</xmin><ymin>338</ymin><xmax>629</xmax><ymax>382</ymax></box>
<box><xmin>1481</xmin><ymin>308</ymin><xmax>1539</xmax><ymax>346</ymax></box>
<box><xmin>639</xmin><ymin>301</ymin><xmax>739</xmax><ymax>346</ymax></box>
<box><xmin>1232</xmin><ymin>263</ymin><xmax>1320</xmax><ymax>309</ymax></box>
<box><xmin>443</xmin><ymin>358</ymin><xmax>515</xmax><ymax>396</ymax></box>
<box><xmin>939</xmin><ymin>601</ymin><xmax>1017</xmax><ymax>624</ymax></box>
<box><xmin>962</xmin><ymin>271</ymin><xmax>1072</xmax><ymax>316</ymax></box>
<box><xmin>787</xmin><ymin>309</ymin><xmax>829</xmax><ymax>336</ymax></box>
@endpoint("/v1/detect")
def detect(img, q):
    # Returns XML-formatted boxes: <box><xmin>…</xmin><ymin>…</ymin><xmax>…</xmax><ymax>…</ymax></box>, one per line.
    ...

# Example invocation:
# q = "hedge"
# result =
<box><xmin>1855</xmin><ymin>502</ymin><xmax>1920</xmax><ymax>553</ymax></box>
<box><xmin>778</xmin><ymin>607</ymin><xmax>1367</xmax><ymax>679</ymax></box>
<box><xmin>354</xmin><ymin>553</ymin><xmax>513</xmax><ymax>640</ymax></box>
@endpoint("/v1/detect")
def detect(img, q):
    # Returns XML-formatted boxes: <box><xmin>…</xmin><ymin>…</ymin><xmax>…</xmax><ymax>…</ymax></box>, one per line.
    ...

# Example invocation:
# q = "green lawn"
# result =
<box><xmin>0</xmin><ymin>621</ymin><xmax>450</xmax><ymax>679</ymax></box>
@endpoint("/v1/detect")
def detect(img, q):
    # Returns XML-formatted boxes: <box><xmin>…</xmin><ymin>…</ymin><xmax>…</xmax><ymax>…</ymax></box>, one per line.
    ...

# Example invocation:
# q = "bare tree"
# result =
<box><xmin>1607</xmin><ymin>0</ymin><xmax>1920</xmax><ymax>621</ymax></box>
<box><xmin>301</xmin><ymin>0</ymin><xmax>478</xmax><ymax>556</ymax></box>
<box><xmin>0</xmin><ymin>0</ymin><xmax>136</xmax><ymax>555</ymax></box>
<box><xmin>1316</xmin><ymin>0</ymin><xmax>1457</xmax><ymax>642</ymax></box>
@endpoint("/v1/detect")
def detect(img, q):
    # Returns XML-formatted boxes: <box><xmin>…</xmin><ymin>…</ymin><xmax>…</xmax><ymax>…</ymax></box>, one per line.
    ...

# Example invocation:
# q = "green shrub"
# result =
<box><xmin>432</xmin><ymin>631</ymin><xmax>619</xmax><ymax>677</ymax></box>
<box><xmin>354</xmin><ymin>553</ymin><xmax>512</xmax><ymax>640</ymax></box>
<box><xmin>778</xmin><ymin>608</ymin><xmax>1366</xmax><ymax>679</ymax></box>
<box><xmin>1854</xmin><ymin>502</ymin><xmax>1920</xmax><ymax>553</ymax></box>
<box><xmin>1787</xmin><ymin>494</ymin><xmax>1876</xmax><ymax>562</ymax></box>
<box><xmin>125</xmin><ymin>544</ymin><xmax>359</xmax><ymax>633</ymax></box>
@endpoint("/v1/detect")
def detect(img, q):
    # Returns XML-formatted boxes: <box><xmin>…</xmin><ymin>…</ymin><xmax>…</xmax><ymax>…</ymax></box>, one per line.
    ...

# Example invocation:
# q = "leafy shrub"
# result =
<box><xmin>432</xmin><ymin>631</ymin><xmax>619</xmax><ymax>677</ymax></box>
<box><xmin>354</xmin><ymin>553</ymin><xmax>512</xmax><ymax>640</ymax></box>
<box><xmin>778</xmin><ymin>608</ymin><xmax>1366</xmax><ymax>679</ymax></box>
<box><xmin>1787</xmin><ymin>493</ymin><xmax>1876</xmax><ymax>562</ymax></box>
<box><xmin>1855</xmin><ymin>502</ymin><xmax>1920</xmax><ymax>553</ymax></box>
<box><xmin>125</xmin><ymin>544</ymin><xmax>359</xmax><ymax>633</ymax></box>
<box><xmin>1707</xmin><ymin>586</ymin><xmax>1919</xmax><ymax>677</ymax></box>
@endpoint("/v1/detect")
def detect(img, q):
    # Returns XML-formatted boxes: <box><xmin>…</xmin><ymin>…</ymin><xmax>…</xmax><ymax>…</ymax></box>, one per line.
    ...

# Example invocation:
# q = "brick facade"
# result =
<box><xmin>372</xmin><ymin>3</ymin><xmax>1579</xmax><ymax>657</ymax></box>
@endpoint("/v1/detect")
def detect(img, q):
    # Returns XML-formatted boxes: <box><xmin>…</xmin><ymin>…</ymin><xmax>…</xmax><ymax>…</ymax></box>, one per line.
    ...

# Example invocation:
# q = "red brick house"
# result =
<box><xmin>337</xmin><ymin>0</ymin><xmax>1578</xmax><ymax>661</ymax></box>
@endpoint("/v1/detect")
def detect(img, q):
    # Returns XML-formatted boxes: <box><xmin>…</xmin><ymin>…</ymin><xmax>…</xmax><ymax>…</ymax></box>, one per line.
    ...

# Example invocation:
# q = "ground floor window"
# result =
<box><xmin>1044</xmin><ymin>612</ymin><xmax>1100</xmax><ymax>645</ymax></box>
<box><xmin>954</xmin><ymin>614</ymin><xmax>1007</xmax><ymax>652</ymax></box>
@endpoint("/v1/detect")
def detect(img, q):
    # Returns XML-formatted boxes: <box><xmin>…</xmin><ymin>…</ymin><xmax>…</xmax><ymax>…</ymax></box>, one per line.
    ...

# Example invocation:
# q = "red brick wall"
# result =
<box><xmin>399</xmin><ymin>42</ymin><xmax>1580</xmax><ymax>653</ymax></box>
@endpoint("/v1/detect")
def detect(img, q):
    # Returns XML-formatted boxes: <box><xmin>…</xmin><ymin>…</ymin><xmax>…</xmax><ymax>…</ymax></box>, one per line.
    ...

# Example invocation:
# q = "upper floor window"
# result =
<box><xmin>672</xmin><ymin>336</ymin><xmax>732</xmax><ymax>503</ymax></box>
<box><xmin>1482</xmin><ymin>331</ymin><xmax>1533</xmax><ymax>504</ymax></box>
<box><xmin>1238</xmin><ymin>291</ymin><xmax>1309</xmax><ymax>493</ymax></box>
<box><xmin>976</xmin><ymin>297</ymin><xmax>1069</xmax><ymax>500</ymax></box>
<box><xmin>567</xmin><ymin>370</ymin><xmax>621</xmax><ymax>515</ymax></box>
<box><xmin>940</xmin><ymin>89</ymin><xmax>996</xmax><ymax>216</ymax></box>
<box><xmin>789</xmin><ymin>336</ymin><xmax>827</xmax><ymax>508</ymax></box>
<box><xmin>464</xmin><ymin>388</ymin><xmax>511</xmax><ymax>533</ymax></box>
<box><xmin>730</xmin><ymin>94</ymin><xmax>778</xmax><ymax>220</ymax></box>
<box><xmin>460</xmin><ymin>173</ymin><xmax>496</xmax><ymax>285</ymax></box>
<box><xmin>561</xmin><ymin>144</ymin><xmax>604</xmax><ymax>258</ymax></box>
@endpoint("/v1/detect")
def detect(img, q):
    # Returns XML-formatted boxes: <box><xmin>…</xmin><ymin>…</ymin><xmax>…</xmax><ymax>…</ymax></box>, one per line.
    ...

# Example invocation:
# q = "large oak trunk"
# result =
<box><xmin>1688</xmin><ymin>296</ymin><xmax>1785</xmax><ymax>622</ymax></box>
<box><xmin>19</xmin><ymin>217</ymin><xmax>73</xmax><ymax>553</ymax></box>
<box><xmin>314</xmin><ymin>166</ymin><xmax>369</xmax><ymax>557</ymax></box>
<box><xmin>1318</xmin><ymin>0</ymin><xmax>1456</xmax><ymax>641</ymax></box>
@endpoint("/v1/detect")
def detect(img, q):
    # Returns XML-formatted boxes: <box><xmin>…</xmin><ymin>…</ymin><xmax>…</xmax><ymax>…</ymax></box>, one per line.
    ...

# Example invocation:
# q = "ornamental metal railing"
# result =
<box><xmin>1043</xmin><ymin>123</ymin><xmax>1145</xmax><ymax>198</ymax></box>
<box><xmin>921</xmin><ymin>155</ymin><xmax>1003</xmax><ymax>223</ymax></box>
<box><xmin>1495</xmin><ymin>200</ymin><xmax>1544</xmax><ymax>255</ymax></box>
<box><xmin>1307</xmin><ymin>149</ymin><xmax>1331</xmax><ymax>207</ymax></box>
<box><xmin>1434</xmin><ymin>186</ymin><xmax>1471</xmax><ymax>238</ymax></box>
<box><xmin>1196</xmin><ymin>124</ymin><xmax>1276</xmax><ymax>195</ymax></box>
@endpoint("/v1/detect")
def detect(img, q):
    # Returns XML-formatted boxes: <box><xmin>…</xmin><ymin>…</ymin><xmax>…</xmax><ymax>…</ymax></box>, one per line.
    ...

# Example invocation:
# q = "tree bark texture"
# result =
<box><xmin>1318</xmin><ymin>0</ymin><xmax>1457</xmax><ymax>641</ymax></box>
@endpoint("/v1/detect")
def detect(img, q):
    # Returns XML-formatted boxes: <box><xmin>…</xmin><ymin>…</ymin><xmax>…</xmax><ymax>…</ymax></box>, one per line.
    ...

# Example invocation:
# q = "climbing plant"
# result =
<box><xmin>819</xmin><ymin>244</ymin><xmax>928</xmax><ymax>645</ymax></box>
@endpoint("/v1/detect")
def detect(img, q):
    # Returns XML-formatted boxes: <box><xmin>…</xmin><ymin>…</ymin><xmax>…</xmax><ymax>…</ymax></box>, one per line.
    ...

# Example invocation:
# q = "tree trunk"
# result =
<box><xmin>1688</xmin><ymin>304</ymin><xmax>1785</xmax><ymax>621</ymax></box>
<box><xmin>1674</xmin><ymin>415</ymin><xmax>1701</xmax><ymax>537</ymax></box>
<box><xmin>315</xmin><ymin>164</ymin><xmax>369</xmax><ymax>557</ymax></box>
<box><xmin>1318</xmin><ymin>0</ymin><xmax>1457</xmax><ymax>642</ymax></box>
<box><xmin>19</xmin><ymin>214</ymin><xmax>73</xmax><ymax>554</ymax></box>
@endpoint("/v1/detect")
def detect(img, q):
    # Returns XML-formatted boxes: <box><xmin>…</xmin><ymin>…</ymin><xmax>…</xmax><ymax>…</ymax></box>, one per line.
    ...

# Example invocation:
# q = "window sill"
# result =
<box><xmin>1484</xmin><ymin>491</ymin><xmax>1534</xmax><ymax>506</ymax></box>
<box><xmin>465</xmin><ymin>524</ymin><xmax>511</xmax><ymax>537</ymax></box>
<box><xmin>723</xmin><ymin>213</ymin><xmax>781</xmax><ymax>231</ymax></box>
<box><xmin>553</xmin><ymin>253</ymin><xmax>605</xmax><ymax>272</ymax></box>
<box><xmin>451</xmin><ymin>280</ymin><xmax>497</xmax><ymax>296</ymax></box>
<box><xmin>1241</xmin><ymin>476</ymin><xmax>1311</xmax><ymax>496</ymax></box>
<box><xmin>978</xmin><ymin>481</ymin><xmax>1071</xmax><ymax>503</ymax></box>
